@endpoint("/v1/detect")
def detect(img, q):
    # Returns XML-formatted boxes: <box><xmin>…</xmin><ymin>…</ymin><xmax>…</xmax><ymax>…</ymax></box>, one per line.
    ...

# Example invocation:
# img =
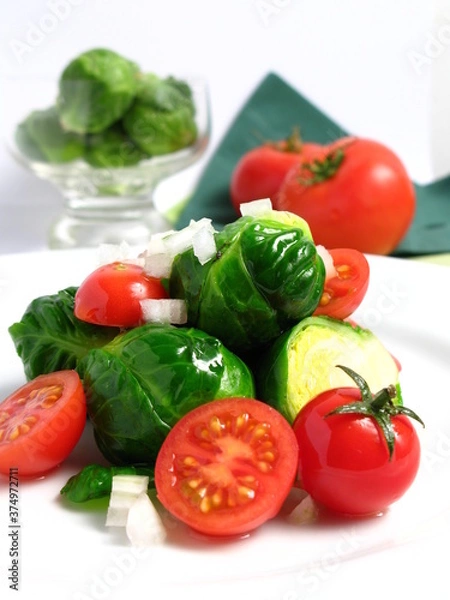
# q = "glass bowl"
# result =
<box><xmin>5</xmin><ymin>76</ymin><xmax>211</xmax><ymax>250</ymax></box>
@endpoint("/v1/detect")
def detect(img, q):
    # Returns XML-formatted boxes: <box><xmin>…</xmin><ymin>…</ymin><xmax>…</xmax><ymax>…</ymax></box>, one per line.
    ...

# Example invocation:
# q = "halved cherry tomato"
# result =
<box><xmin>230</xmin><ymin>130</ymin><xmax>321</xmax><ymax>214</ymax></box>
<box><xmin>74</xmin><ymin>261</ymin><xmax>168</xmax><ymax>328</ymax></box>
<box><xmin>155</xmin><ymin>397</ymin><xmax>298</xmax><ymax>537</ymax></box>
<box><xmin>292</xmin><ymin>366</ymin><xmax>423</xmax><ymax>516</ymax></box>
<box><xmin>314</xmin><ymin>248</ymin><xmax>369</xmax><ymax>320</ymax></box>
<box><xmin>0</xmin><ymin>371</ymin><xmax>86</xmax><ymax>477</ymax></box>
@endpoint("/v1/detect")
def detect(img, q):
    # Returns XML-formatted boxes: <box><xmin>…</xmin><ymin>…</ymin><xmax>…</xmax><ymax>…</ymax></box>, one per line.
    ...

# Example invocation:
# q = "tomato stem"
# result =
<box><xmin>297</xmin><ymin>148</ymin><xmax>345</xmax><ymax>185</ymax></box>
<box><xmin>325</xmin><ymin>365</ymin><xmax>424</xmax><ymax>460</ymax></box>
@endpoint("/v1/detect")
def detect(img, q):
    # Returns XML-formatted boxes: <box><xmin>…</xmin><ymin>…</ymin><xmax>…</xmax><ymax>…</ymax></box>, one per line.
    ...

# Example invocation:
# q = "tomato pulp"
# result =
<box><xmin>155</xmin><ymin>398</ymin><xmax>299</xmax><ymax>536</ymax></box>
<box><xmin>0</xmin><ymin>371</ymin><xmax>86</xmax><ymax>477</ymax></box>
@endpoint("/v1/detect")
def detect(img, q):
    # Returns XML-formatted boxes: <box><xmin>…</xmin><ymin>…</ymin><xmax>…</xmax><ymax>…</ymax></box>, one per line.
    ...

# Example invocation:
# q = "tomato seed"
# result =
<box><xmin>0</xmin><ymin>429</ymin><xmax>4</xmax><ymax>441</ymax></box>
<box><xmin>187</xmin><ymin>478</ymin><xmax>201</xmax><ymax>489</ymax></box>
<box><xmin>257</xmin><ymin>461</ymin><xmax>271</xmax><ymax>473</ymax></box>
<box><xmin>200</xmin><ymin>497</ymin><xmax>211</xmax><ymax>513</ymax></box>
<box><xmin>0</xmin><ymin>411</ymin><xmax>9</xmax><ymax>425</ymax></box>
<box><xmin>9</xmin><ymin>427</ymin><xmax>20</xmax><ymax>441</ymax></box>
<box><xmin>336</xmin><ymin>264</ymin><xmax>352</xmax><ymax>278</ymax></box>
<box><xmin>238</xmin><ymin>485</ymin><xmax>255</xmax><ymax>500</ymax></box>
<box><xmin>209</xmin><ymin>416</ymin><xmax>223</xmax><ymax>436</ymax></box>
<box><xmin>319</xmin><ymin>291</ymin><xmax>332</xmax><ymax>306</ymax></box>
<box><xmin>211</xmin><ymin>490</ymin><xmax>223</xmax><ymax>507</ymax></box>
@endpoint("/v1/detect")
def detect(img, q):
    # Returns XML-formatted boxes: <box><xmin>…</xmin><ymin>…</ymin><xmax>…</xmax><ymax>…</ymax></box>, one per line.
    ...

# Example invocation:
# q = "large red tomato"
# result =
<box><xmin>292</xmin><ymin>366</ymin><xmax>423</xmax><ymax>516</ymax></box>
<box><xmin>230</xmin><ymin>130</ymin><xmax>321</xmax><ymax>214</ymax></box>
<box><xmin>277</xmin><ymin>137</ymin><xmax>416</xmax><ymax>255</ymax></box>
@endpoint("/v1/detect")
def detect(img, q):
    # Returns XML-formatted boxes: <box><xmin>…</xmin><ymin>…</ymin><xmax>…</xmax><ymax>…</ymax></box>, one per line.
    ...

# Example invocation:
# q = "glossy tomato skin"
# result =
<box><xmin>0</xmin><ymin>371</ymin><xmax>86</xmax><ymax>477</ymax></box>
<box><xmin>278</xmin><ymin>138</ymin><xmax>416</xmax><ymax>255</ymax></box>
<box><xmin>314</xmin><ymin>248</ymin><xmax>370</xmax><ymax>320</ymax></box>
<box><xmin>155</xmin><ymin>397</ymin><xmax>298</xmax><ymax>537</ymax></box>
<box><xmin>74</xmin><ymin>261</ymin><xmax>168</xmax><ymax>328</ymax></box>
<box><xmin>230</xmin><ymin>141</ymin><xmax>321</xmax><ymax>214</ymax></box>
<box><xmin>292</xmin><ymin>387</ymin><xmax>421</xmax><ymax>516</ymax></box>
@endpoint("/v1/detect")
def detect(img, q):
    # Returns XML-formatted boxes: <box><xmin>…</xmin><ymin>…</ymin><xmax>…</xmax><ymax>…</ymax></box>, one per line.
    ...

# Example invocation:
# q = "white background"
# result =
<box><xmin>2</xmin><ymin>0</ymin><xmax>450</xmax><ymax>254</ymax></box>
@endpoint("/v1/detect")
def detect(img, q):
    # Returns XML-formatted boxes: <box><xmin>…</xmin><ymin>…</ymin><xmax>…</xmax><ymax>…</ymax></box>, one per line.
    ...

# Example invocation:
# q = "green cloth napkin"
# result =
<box><xmin>176</xmin><ymin>72</ymin><xmax>450</xmax><ymax>257</ymax></box>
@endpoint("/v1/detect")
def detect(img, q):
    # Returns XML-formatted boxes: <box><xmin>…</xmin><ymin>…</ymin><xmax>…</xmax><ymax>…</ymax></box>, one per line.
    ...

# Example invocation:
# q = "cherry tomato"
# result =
<box><xmin>0</xmin><ymin>371</ymin><xmax>86</xmax><ymax>477</ymax></box>
<box><xmin>314</xmin><ymin>248</ymin><xmax>370</xmax><ymax>320</ymax></box>
<box><xmin>230</xmin><ymin>130</ymin><xmax>321</xmax><ymax>214</ymax></box>
<box><xmin>74</xmin><ymin>261</ymin><xmax>168</xmax><ymax>328</ymax></box>
<box><xmin>155</xmin><ymin>397</ymin><xmax>298</xmax><ymax>537</ymax></box>
<box><xmin>277</xmin><ymin>137</ymin><xmax>416</xmax><ymax>255</ymax></box>
<box><xmin>292</xmin><ymin>366</ymin><xmax>423</xmax><ymax>516</ymax></box>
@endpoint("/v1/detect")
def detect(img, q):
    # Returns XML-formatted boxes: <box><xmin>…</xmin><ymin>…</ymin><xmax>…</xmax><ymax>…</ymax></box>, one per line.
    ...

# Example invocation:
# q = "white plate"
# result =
<box><xmin>0</xmin><ymin>250</ymin><xmax>450</xmax><ymax>600</ymax></box>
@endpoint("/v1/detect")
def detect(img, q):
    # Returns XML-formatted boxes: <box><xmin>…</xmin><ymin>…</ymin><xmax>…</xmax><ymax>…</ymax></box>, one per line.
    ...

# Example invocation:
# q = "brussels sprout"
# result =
<box><xmin>57</xmin><ymin>48</ymin><xmax>140</xmax><ymax>134</ymax></box>
<box><xmin>169</xmin><ymin>210</ymin><xmax>326</xmax><ymax>354</ymax></box>
<box><xmin>15</xmin><ymin>121</ymin><xmax>46</xmax><ymax>162</ymax></box>
<box><xmin>123</xmin><ymin>74</ymin><xmax>197</xmax><ymax>155</ymax></box>
<box><xmin>16</xmin><ymin>106</ymin><xmax>84</xmax><ymax>163</ymax></box>
<box><xmin>8</xmin><ymin>287</ymin><xmax>120</xmax><ymax>381</ymax></box>
<box><xmin>83</xmin><ymin>124</ymin><xmax>148</xmax><ymax>168</ymax></box>
<box><xmin>256</xmin><ymin>316</ymin><xmax>402</xmax><ymax>423</ymax></box>
<box><xmin>79</xmin><ymin>323</ymin><xmax>255</xmax><ymax>466</ymax></box>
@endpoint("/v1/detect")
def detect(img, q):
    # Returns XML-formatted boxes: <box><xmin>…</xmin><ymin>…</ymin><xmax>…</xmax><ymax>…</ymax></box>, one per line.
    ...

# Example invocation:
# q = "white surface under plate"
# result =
<box><xmin>0</xmin><ymin>249</ymin><xmax>449</xmax><ymax>600</ymax></box>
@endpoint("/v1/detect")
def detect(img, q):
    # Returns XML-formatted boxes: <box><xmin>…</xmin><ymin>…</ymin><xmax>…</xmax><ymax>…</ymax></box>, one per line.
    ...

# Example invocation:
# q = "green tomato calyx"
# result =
<box><xmin>297</xmin><ymin>148</ymin><xmax>345</xmax><ymax>185</ymax></box>
<box><xmin>326</xmin><ymin>365</ymin><xmax>424</xmax><ymax>460</ymax></box>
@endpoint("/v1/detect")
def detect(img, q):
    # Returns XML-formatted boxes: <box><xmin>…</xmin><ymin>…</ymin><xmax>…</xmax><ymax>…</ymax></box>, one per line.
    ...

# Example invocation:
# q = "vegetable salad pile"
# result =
<box><xmin>1</xmin><ymin>201</ymin><xmax>424</xmax><ymax>542</ymax></box>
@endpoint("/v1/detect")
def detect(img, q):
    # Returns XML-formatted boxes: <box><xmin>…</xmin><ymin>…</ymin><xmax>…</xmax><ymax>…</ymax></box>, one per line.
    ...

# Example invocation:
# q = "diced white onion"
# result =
<box><xmin>140</xmin><ymin>298</ymin><xmax>188</xmax><ymax>325</ymax></box>
<box><xmin>126</xmin><ymin>492</ymin><xmax>167</xmax><ymax>547</ymax></box>
<box><xmin>96</xmin><ymin>241</ymin><xmax>143</xmax><ymax>266</ymax></box>
<box><xmin>316</xmin><ymin>244</ymin><xmax>337</xmax><ymax>280</ymax></box>
<box><xmin>106</xmin><ymin>475</ymin><xmax>149</xmax><ymax>527</ymax></box>
<box><xmin>143</xmin><ymin>253</ymin><xmax>174</xmax><ymax>279</ymax></box>
<box><xmin>287</xmin><ymin>494</ymin><xmax>318</xmax><ymax>525</ymax></box>
<box><xmin>192</xmin><ymin>221</ymin><xmax>217</xmax><ymax>265</ymax></box>
<box><xmin>239</xmin><ymin>198</ymin><xmax>273</xmax><ymax>217</ymax></box>
<box><xmin>142</xmin><ymin>218</ymin><xmax>218</xmax><ymax>277</ymax></box>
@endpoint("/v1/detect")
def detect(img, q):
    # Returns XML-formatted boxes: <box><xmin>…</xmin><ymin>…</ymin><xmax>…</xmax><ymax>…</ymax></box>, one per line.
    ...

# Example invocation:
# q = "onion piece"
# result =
<box><xmin>143</xmin><ymin>253</ymin><xmax>174</xmax><ymax>279</ymax></box>
<box><xmin>106</xmin><ymin>475</ymin><xmax>149</xmax><ymax>527</ymax></box>
<box><xmin>192</xmin><ymin>221</ymin><xmax>217</xmax><ymax>265</ymax></box>
<box><xmin>142</xmin><ymin>218</ymin><xmax>217</xmax><ymax>277</ymax></box>
<box><xmin>316</xmin><ymin>244</ymin><xmax>337</xmax><ymax>280</ymax></box>
<box><xmin>126</xmin><ymin>492</ymin><xmax>167</xmax><ymax>547</ymax></box>
<box><xmin>140</xmin><ymin>298</ymin><xmax>188</xmax><ymax>325</ymax></box>
<box><xmin>239</xmin><ymin>198</ymin><xmax>273</xmax><ymax>217</ymax></box>
<box><xmin>96</xmin><ymin>241</ymin><xmax>143</xmax><ymax>267</ymax></box>
<box><xmin>287</xmin><ymin>494</ymin><xmax>318</xmax><ymax>525</ymax></box>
